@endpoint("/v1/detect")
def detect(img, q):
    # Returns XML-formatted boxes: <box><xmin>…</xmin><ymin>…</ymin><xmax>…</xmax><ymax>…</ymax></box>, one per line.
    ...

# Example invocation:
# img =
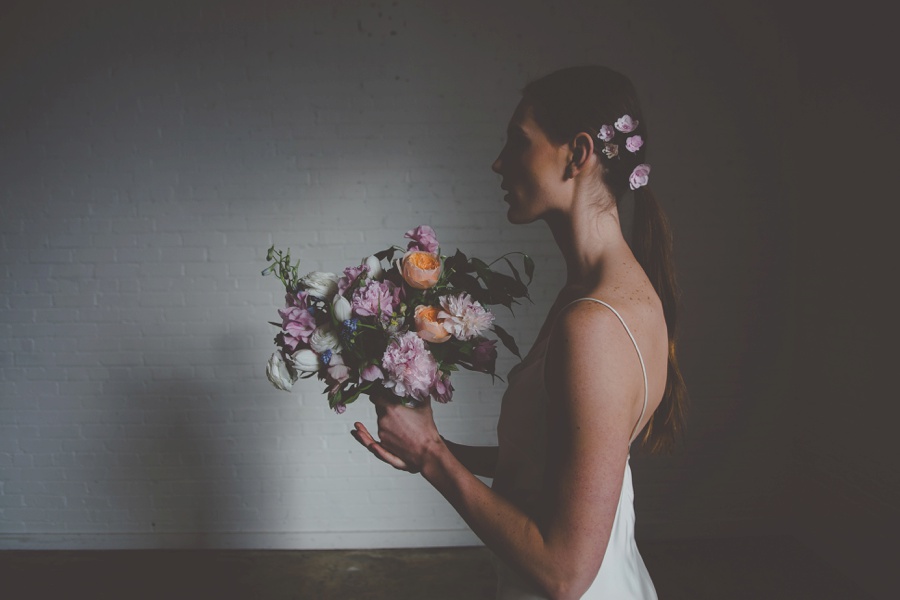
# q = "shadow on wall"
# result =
<box><xmin>120</xmin><ymin>379</ymin><xmax>230</xmax><ymax>546</ymax></box>
<box><xmin>101</xmin><ymin>327</ymin><xmax>289</xmax><ymax>547</ymax></box>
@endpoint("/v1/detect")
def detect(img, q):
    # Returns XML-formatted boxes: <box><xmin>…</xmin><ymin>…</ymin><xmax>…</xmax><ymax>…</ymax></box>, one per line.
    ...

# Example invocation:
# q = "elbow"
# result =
<box><xmin>540</xmin><ymin>560</ymin><xmax>599</xmax><ymax>600</ymax></box>
<box><xmin>544</xmin><ymin>582</ymin><xmax>588</xmax><ymax>600</ymax></box>
<box><xmin>541</xmin><ymin>570</ymin><xmax>595</xmax><ymax>600</ymax></box>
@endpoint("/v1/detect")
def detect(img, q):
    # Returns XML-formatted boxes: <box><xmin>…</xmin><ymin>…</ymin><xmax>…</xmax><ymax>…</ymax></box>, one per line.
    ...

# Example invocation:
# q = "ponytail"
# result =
<box><xmin>631</xmin><ymin>186</ymin><xmax>687</xmax><ymax>453</ymax></box>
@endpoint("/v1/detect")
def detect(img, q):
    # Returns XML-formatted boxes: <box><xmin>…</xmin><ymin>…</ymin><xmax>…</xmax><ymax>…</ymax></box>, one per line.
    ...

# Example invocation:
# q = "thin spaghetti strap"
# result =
<box><xmin>553</xmin><ymin>298</ymin><xmax>649</xmax><ymax>447</ymax></box>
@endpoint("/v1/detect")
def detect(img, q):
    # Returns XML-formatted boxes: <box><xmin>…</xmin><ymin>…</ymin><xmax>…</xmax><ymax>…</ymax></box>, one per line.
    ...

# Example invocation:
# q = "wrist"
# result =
<box><xmin>420</xmin><ymin>434</ymin><xmax>451</xmax><ymax>481</ymax></box>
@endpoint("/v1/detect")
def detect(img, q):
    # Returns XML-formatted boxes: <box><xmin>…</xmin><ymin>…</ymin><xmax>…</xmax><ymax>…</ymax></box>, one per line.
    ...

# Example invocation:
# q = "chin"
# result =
<box><xmin>506</xmin><ymin>206</ymin><xmax>537</xmax><ymax>225</ymax></box>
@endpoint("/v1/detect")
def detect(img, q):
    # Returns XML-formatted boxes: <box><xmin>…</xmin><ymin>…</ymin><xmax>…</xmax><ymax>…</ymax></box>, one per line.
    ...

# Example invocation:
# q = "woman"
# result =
<box><xmin>352</xmin><ymin>65</ymin><xmax>687</xmax><ymax>600</ymax></box>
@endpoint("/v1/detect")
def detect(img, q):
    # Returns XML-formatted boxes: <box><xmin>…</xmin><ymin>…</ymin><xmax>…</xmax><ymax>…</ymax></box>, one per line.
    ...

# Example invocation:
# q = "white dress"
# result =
<box><xmin>491</xmin><ymin>298</ymin><xmax>658</xmax><ymax>599</ymax></box>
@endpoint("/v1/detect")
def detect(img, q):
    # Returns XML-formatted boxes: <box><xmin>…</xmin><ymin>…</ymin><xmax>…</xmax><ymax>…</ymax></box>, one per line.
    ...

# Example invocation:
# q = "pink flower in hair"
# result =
<box><xmin>625</xmin><ymin>135</ymin><xmax>643</xmax><ymax>153</ymax></box>
<box><xmin>629</xmin><ymin>164</ymin><xmax>651</xmax><ymax>190</ymax></box>
<box><xmin>597</xmin><ymin>124</ymin><xmax>615</xmax><ymax>142</ymax></box>
<box><xmin>404</xmin><ymin>225</ymin><xmax>440</xmax><ymax>254</ymax></box>
<box><xmin>615</xmin><ymin>114</ymin><xmax>639</xmax><ymax>133</ymax></box>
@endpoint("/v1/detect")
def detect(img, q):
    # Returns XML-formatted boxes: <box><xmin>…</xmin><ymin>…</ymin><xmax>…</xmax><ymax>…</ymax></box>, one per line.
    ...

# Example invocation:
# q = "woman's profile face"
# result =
<box><xmin>492</xmin><ymin>100</ymin><xmax>568</xmax><ymax>224</ymax></box>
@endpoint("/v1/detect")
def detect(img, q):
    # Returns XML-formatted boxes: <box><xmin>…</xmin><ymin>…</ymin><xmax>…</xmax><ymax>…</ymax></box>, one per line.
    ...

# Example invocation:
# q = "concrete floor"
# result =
<box><xmin>0</xmin><ymin>536</ymin><xmax>872</xmax><ymax>599</ymax></box>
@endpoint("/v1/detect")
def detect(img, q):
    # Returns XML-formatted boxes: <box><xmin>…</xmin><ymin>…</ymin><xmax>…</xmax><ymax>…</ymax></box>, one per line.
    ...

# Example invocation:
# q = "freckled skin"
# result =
<box><xmin>353</xmin><ymin>97</ymin><xmax>669</xmax><ymax>600</ymax></box>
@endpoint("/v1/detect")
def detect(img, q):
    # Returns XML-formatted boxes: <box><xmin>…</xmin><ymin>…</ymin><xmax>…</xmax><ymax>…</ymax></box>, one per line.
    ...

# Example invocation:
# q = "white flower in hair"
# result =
<box><xmin>597</xmin><ymin>124</ymin><xmax>615</xmax><ymax>142</ymax></box>
<box><xmin>602</xmin><ymin>143</ymin><xmax>619</xmax><ymax>159</ymax></box>
<box><xmin>615</xmin><ymin>114</ymin><xmax>639</xmax><ymax>133</ymax></box>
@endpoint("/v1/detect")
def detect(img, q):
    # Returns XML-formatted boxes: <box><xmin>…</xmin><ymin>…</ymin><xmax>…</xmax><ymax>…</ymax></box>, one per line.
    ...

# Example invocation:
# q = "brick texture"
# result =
<box><xmin>1</xmin><ymin>0</ymin><xmax>796</xmax><ymax>549</ymax></box>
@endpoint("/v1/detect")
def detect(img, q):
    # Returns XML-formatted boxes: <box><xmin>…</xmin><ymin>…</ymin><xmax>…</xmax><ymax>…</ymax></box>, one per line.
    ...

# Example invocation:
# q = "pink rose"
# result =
<box><xmin>629</xmin><ymin>164</ymin><xmax>651</xmax><ymax>190</ymax></box>
<box><xmin>404</xmin><ymin>225</ymin><xmax>440</xmax><ymax>254</ymax></box>
<box><xmin>597</xmin><ymin>124</ymin><xmax>615</xmax><ymax>142</ymax></box>
<box><xmin>625</xmin><ymin>135</ymin><xmax>643</xmax><ymax>153</ymax></box>
<box><xmin>615</xmin><ymin>114</ymin><xmax>639</xmax><ymax>133</ymax></box>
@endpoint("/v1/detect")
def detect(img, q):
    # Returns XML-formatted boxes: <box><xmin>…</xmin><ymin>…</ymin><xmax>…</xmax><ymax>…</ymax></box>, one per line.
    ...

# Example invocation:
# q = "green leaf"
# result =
<box><xmin>492</xmin><ymin>324</ymin><xmax>521</xmax><ymax>359</ymax></box>
<box><xmin>523</xmin><ymin>254</ymin><xmax>535</xmax><ymax>285</ymax></box>
<box><xmin>375</xmin><ymin>246</ymin><xmax>400</xmax><ymax>264</ymax></box>
<box><xmin>501</xmin><ymin>257</ymin><xmax>523</xmax><ymax>285</ymax></box>
<box><xmin>444</xmin><ymin>249</ymin><xmax>472</xmax><ymax>273</ymax></box>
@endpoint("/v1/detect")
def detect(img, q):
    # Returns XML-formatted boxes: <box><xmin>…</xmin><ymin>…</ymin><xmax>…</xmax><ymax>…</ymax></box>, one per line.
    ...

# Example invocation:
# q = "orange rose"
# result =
<box><xmin>414</xmin><ymin>305</ymin><xmax>451</xmax><ymax>343</ymax></box>
<box><xmin>401</xmin><ymin>250</ymin><xmax>441</xmax><ymax>289</ymax></box>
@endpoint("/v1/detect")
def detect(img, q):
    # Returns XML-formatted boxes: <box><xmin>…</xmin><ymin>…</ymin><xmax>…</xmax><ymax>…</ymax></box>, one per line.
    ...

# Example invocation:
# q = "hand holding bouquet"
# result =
<box><xmin>263</xmin><ymin>225</ymin><xmax>533</xmax><ymax>413</ymax></box>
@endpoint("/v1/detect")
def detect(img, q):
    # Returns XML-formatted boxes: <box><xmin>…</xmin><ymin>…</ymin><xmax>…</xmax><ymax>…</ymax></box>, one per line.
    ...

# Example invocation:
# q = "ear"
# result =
<box><xmin>567</xmin><ymin>132</ymin><xmax>596</xmax><ymax>178</ymax></box>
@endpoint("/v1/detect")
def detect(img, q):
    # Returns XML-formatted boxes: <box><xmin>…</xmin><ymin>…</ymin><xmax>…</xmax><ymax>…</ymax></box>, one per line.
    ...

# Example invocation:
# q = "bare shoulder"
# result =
<box><xmin>543</xmin><ymin>288</ymin><xmax>666</xmax><ymax>436</ymax></box>
<box><xmin>544</xmin><ymin>300</ymin><xmax>644</xmax><ymax>413</ymax></box>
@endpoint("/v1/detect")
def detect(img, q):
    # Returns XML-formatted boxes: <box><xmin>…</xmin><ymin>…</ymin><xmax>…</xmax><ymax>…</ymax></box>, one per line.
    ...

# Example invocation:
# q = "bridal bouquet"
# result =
<box><xmin>263</xmin><ymin>225</ymin><xmax>533</xmax><ymax>413</ymax></box>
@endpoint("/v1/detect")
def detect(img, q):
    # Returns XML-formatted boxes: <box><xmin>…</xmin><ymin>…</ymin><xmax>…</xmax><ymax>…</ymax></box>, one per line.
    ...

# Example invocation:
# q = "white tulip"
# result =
<box><xmin>309</xmin><ymin>324</ymin><xmax>342</xmax><ymax>354</ymax></box>
<box><xmin>332</xmin><ymin>295</ymin><xmax>352</xmax><ymax>323</ymax></box>
<box><xmin>291</xmin><ymin>348</ymin><xmax>320</xmax><ymax>373</ymax></box>
<box><xmin>266</xmin><ymin>352</ymin><xmax>296</xmax><ymax>391</ymax></box>
<box><xmin>299</xmin><ymin>271</ymin><xmax>339</xmax><ymax>301</ymax></box>
<box><xmin>364</xmin><ymin>255</ymin><xmax>384</xmax><ymax>280</ymax></box>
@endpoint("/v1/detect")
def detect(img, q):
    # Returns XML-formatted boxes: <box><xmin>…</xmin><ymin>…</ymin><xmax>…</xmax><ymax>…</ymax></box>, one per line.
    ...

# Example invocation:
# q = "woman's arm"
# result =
<box><xmin>441</xmin><ymin>438</ymin><xmax>498</xmax><ymax>478</ymax></box>
<box><xmin>354</xmin><ymin>303</ymin><xmax>643</xmax><ymax>600</ymax></box>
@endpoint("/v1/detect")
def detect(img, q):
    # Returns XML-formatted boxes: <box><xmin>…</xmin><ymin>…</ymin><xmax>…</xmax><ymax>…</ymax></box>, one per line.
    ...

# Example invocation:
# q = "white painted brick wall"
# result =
<box><xmin>1</xmin><ymin>0</ymin><xmax>795</xmax><ymax>549</ymax></box>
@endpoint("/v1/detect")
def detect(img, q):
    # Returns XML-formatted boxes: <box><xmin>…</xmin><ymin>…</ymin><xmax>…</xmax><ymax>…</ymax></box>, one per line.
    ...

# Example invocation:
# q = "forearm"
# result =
<box><xmin>421</xmin><ymin>441</ymin><xmax>586</xmax><ymax>600</ymax></box>
<box><xmin>441</xmin><ymin>438</ymin><xmax>498</xmax><ymax>478</ymax></box>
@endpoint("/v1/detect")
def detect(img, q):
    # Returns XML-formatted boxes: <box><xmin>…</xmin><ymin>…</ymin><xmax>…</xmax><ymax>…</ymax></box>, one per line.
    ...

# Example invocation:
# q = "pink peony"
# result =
<box><xmin>615</xmin><ymin>114</ymin><xmax>639</xmax><ymax>133</ymax></box>
<box><xmin>597</xmin><ymin>124</ymin><xmax>615</xmax><ymax>142</ymax></box>
<box><xmin>438</xmin><ymin>293</ymin><xmax>495</xmax><ymax>341</ymax></box>
<box><xmin>629</xmin><ymin>164</ymin><xmax>651</xmax><ymax>190</ymax></box>
<box><xmin>278</xmin><ymin>291</ymin><xmax>317</xmax><ymax>351</ymax></box>
<box><xmin>351</xmin><ymin>279</ymin><xmax>401</xmax><ymax>322</ymax></box>
<box><xmin>404</xmin><ymin>225</ymin><xmax>440</xmax><ymax>254</ymax></box>
<box><xmin>625</xmin><ymin>135</ymin><xmax>643</xmax><ymax>153</ymax></box>
<box><xmin>381</xmin><ymin>331</ymin><xmax>440</xmax><ymax>402</ymax></box>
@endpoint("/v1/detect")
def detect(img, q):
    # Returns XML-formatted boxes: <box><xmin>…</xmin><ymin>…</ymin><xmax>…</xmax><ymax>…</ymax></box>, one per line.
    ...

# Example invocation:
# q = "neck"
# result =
<box><xmin>544</xmin><ymin>196</ymin><xmax>632</xmax><ymax>293</ymax></box>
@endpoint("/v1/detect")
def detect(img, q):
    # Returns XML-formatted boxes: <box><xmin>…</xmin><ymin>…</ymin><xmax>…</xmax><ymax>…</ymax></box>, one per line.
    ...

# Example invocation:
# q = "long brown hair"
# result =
<box><xmin>523</xmin><ymin>66</ymin><xmax>687</xmax><ymax>453</ymax></box>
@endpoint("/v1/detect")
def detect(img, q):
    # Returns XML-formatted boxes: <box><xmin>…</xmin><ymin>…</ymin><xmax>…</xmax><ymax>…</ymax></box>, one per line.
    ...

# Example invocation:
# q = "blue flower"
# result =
<box><xmin>340</xmin><ymin>318</ymin><xmax>359</xmax><ymax>345</ymax></box>
<box><xmin>321</xmin><ymin>349</ymin><xmax>333</xmax><ymax>365</ymax></box>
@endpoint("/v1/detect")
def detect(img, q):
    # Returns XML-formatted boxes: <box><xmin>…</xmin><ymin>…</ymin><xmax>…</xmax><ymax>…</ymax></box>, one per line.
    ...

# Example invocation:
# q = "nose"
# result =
<box><xmin>491</xmin><ymin>155</ymin><xmax>502</xmax><ymax>174</ymax></box>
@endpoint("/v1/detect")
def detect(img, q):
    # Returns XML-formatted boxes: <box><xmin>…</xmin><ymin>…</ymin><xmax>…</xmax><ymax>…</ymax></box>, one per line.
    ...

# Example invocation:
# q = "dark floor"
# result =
<box><xmin>0</xmin><ymin>536</ymin><xmax>872</xmax><ymax>600</ymax></box>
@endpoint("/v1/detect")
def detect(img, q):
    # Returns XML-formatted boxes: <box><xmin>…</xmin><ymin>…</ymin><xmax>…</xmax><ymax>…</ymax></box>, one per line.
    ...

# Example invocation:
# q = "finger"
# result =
<box><xmin>352</xmin><ymin>422</ymin><xmax>397</xmax><ymax>461</ymax></box>
<box><xmin>352</xmin><ymin>423</ymin><xmax>412</xmax><ymax>471</ymax></box>
<box><xmin>352</xmin><ymin>422</ymin><xmax>378</xmax><ymax>447</ymax></box>
<box><xmin>368</xmin><ymin>441</ymin><xmax>413</xmax><ymax>471</ymax></box>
